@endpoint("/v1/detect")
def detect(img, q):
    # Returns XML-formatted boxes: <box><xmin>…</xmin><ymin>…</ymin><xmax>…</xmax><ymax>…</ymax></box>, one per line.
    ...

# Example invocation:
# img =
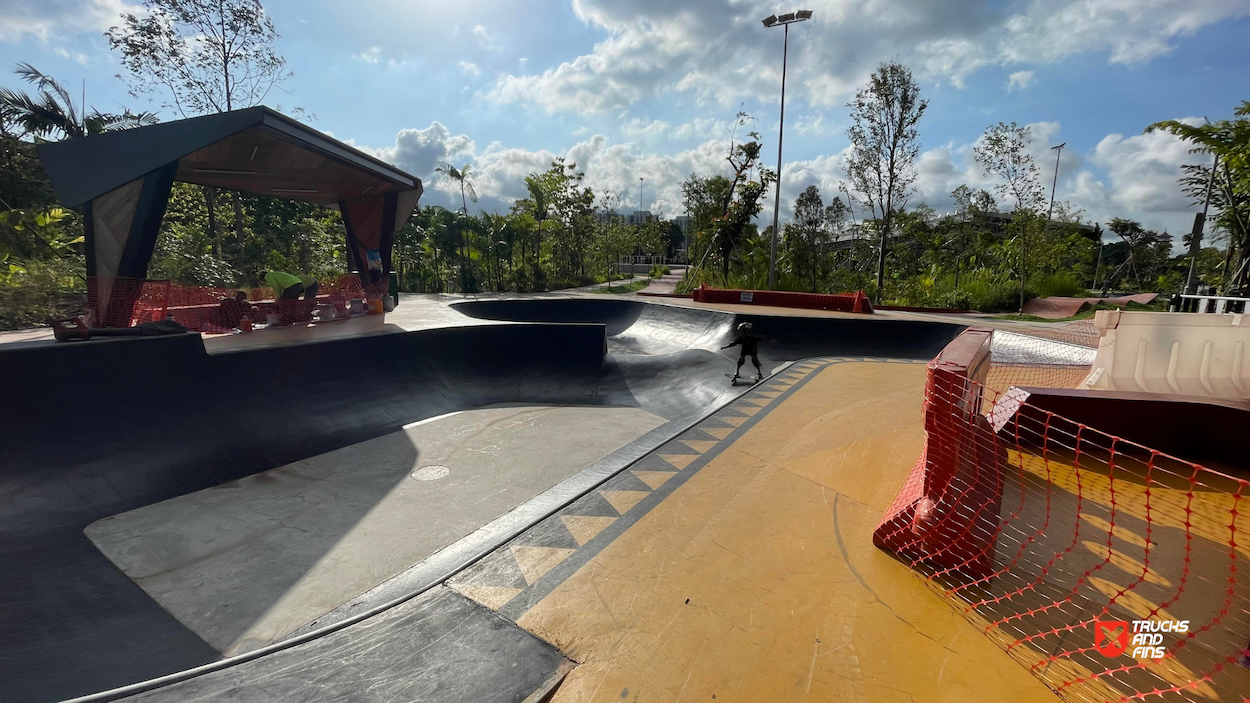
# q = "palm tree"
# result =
<box><xmin>1149</xmin><ymin>104</ymin><xmax>1250</xmax><ymax>289</ymax></box>
<box><xmin>0</xmin><ymin>63</ymin><xmax>158</xmax><ymax>140</ymax></box>
<box><xmin>435</xmin><ymin>161</ymin><xmax>478</xmax><ymax>214</ymax></box>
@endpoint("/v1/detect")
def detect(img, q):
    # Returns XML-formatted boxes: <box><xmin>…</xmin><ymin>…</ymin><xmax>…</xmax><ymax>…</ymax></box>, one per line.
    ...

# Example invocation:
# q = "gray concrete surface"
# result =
<box><xmin>86</xmin><ymin>404</ymin><xmax>664</xmax><ymax>656</ymax></box>
<box><xmin>117</xmin><ymin>586</ymin><xmax>571</xmax><ymax>703</ymax></box>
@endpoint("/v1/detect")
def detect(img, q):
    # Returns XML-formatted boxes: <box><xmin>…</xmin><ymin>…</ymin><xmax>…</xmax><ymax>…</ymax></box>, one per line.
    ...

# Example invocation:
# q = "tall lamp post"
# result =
<box><xmin>1022</xmin><ymin>142</ymin><xmax>1064</xmax><ymax>313</ymax></box>
<box><xmin>762</xmin><ymin>10</ymin><xmax>812</xmax><ymax>290</ymax></box>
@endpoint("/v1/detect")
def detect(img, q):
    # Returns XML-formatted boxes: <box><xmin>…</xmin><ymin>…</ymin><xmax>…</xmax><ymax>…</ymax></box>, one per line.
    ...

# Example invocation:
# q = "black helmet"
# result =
<box><xmin>737</xmin><ymin>322</ymin><xmax>753</xmax><ymax>332</ymax></box>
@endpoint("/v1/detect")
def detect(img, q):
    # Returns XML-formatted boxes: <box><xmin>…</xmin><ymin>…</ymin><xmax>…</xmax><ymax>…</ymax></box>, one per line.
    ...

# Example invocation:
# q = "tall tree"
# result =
<box><xmin>844</xmin><ymin>61</ymin><xmax>928</xmax><ymax>301</ymax></box>
<box><xmin>690</xmin><ymin>112</ymin><xmax>774</xmax><ymax>284</ymax></box>
<box><xmin>107</xmin><ymin>0</ymin><xmax>293</xmax><ymax>261</ymax></box>
<box><xmin>436</xmin><ymin>162</ymin><xmax>478</xmax><ymax>214</ymax></box>
<box><xmin>1148</xmin><ymin>104</ymin><xmax>1250</xmax><ymax>290</ymax></box>
<box><xmin>974</xmin><ymin>122</ymin><xmax>1045</xmax><ymax>310</ymax></box>
<box><xmin>0</xmin><ymin>63</ymin><xmax>157</xmax><ymax>140</ymax></box>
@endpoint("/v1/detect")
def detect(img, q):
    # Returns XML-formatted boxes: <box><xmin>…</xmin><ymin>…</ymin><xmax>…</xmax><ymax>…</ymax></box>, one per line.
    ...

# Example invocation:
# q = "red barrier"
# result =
<box><xmin>874</xmin><ymin>327</ymin><xmax>1250</xmax><ymax>701</ymax></box>
<box><xmin>84</xmin><ymin>275</ymin><xmax>379</xmax><ymax>331</ymax></box>
<box><xmin>873</xmin><ymin>328</ymin><xmax>1001</xmax><ymax>579</ymax></box>
<box><xmin>691</xmin><ymin>285</ymin><xmax>873</xmax><ymax>314</ymax></box>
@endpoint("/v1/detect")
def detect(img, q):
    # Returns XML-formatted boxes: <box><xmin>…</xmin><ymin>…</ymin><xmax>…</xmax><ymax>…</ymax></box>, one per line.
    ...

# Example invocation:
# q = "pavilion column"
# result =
<box><xmin>82</xmin><ymin>161</ymin><xmax>178</xmax><ymax>326</ymax></box>
<box><xmin>341</xmin><ymin>189</ymin><xmax>421</xmax><ymax>291</ymax></box>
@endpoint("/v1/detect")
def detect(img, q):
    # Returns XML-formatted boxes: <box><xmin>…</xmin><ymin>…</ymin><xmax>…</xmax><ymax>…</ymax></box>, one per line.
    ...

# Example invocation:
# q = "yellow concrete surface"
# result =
<box><xmin>516</xmin><ymin>362</ymin><xmax>1060</xmax><ymax>703</ymax></box>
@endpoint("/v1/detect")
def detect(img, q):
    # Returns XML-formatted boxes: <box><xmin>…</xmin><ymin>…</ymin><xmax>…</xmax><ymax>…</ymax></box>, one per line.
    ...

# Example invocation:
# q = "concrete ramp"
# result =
<box><xmin>113</xmin><ymin>587</ymin><xmax>571</xmax><ymax>703</ymax></box>
<box><xmin>2</xmin><ymin>299</ymin><xmax>964</xmax><ymax>702</ymax></box>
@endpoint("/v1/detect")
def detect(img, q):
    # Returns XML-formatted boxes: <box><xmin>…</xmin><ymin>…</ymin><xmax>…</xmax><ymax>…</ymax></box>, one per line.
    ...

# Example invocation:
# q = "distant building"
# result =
<box><xmin>673</xmin><ymin>215</ymin><xmax>691</xmax><ymax>238</ymax></box>
<box><xmin>626</xmin><ymin>210</ymin><xmax>657</xmax><ymax>226</ymax></box>
<box><xmin>593</xmin><ymin>209</ymin><xmax>624</xmax><ymax>226</ymax></box>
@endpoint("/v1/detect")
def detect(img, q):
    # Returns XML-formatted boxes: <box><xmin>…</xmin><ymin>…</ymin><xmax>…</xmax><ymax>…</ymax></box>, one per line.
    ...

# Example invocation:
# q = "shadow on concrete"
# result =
<box><xmin>2</xmin><ymin>300</ymin><xmax>964</xmax><ymax>702</ymax></box>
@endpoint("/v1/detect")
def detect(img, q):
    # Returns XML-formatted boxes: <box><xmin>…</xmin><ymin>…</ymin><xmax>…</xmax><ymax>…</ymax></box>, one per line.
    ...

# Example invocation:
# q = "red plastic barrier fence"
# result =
<box><xmin>691</xmin><ymin>285</ymin><xmax>873</xmax><ymax>314</ymax></box>
<box><xmin>86</xmin><ymin>275</ymin><xmax>383</xmax><ymax>331</ymax></box>
<box><xmin>874</xmin><ymin>328</ymin><xmax>1250</xmax><ymax>701</ymax></box>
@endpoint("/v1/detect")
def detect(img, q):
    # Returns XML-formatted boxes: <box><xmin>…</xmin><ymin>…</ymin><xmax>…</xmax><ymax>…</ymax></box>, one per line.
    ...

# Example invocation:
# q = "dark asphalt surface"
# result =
<box><xmin>1</xmin><ymin>299</ymin><xmax>962</xmax><ymax>702</ymax></box>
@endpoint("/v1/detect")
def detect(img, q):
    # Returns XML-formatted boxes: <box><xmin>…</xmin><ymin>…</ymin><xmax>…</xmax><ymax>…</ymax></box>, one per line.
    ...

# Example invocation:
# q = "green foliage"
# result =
<box><xmin>106</xmin><ymin>0</ymin><xmax>291</xmax><ymax>115</ymax></box>
<box><xmin>1149</xmin><ymin>103</ymin><xmax>1250</xmax><ymax>290</ymax></box>
<box><xmin>0</xmin><ymin>63</ymin><xmax>158</xmax><ymax>139</ymax></box>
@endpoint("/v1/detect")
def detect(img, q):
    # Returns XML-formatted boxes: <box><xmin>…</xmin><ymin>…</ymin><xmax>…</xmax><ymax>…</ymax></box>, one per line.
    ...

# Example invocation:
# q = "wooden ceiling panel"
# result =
<box><xmin>175</xmin><ymin>127</ymin><xmax>398</xmax><ymax>206</ymax></box>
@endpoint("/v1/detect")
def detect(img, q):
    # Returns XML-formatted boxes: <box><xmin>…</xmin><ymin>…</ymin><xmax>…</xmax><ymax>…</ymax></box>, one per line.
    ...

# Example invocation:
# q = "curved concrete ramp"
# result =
<box><xmin>3</xmin><ymin>299</ymin><xmax>964</xmax><ymax>702</ymax></box>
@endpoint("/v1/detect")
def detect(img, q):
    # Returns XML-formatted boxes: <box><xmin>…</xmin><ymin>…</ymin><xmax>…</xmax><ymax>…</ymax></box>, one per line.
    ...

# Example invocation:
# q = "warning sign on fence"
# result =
<box><xmin>740</xmin><ymin>291</ymin><xmax>753</xmax><ymax>303</ymax></box>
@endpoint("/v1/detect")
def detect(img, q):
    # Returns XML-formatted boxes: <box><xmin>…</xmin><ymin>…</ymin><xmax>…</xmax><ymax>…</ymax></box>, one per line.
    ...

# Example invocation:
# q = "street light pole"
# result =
<box><xmin>1185</xmin><ymin>152</ymin><xmax>1219</xmax><ymax>295</ymax></box>
<box><xmin>762</xmin><ymin>11</ymin><xmax>811</xmax><ymax>290</ymax></box>
<box><xmin>1047</xmin><ymin>143</ymin><xmax>1065</xmax><ymax>221</ymax></box>
<box><xmin>1022</xmin><ymin>142</ymin><xmax>1065</xmax><ymax>313</ymax></box>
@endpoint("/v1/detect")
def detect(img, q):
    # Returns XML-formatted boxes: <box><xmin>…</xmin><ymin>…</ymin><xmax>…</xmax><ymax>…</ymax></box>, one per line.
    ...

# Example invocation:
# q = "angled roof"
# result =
<box><xmin>37</xmin><ymin>106</ymin><xmax>420</xmax><ymax>207</ymax></box>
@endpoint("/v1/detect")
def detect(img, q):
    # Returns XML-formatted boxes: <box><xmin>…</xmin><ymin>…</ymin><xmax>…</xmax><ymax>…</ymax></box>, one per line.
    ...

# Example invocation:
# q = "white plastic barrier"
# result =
<box><xmin>1079</xmin><ymin>310</ymin><xmax>1250</xmax><ymax>399</ymax></box>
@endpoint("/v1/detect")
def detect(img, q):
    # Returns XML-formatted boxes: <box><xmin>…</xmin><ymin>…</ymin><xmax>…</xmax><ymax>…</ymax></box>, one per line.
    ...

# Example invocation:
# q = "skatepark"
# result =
<box><xmin>6</xmin><ymin>292</ymin><xmax>1248</xmax><ymax>702</ymax></box>
<box><xmin>3</xmin><ymin>104</ymin><xmax>1247</xmax><ymax>703</ymax></box>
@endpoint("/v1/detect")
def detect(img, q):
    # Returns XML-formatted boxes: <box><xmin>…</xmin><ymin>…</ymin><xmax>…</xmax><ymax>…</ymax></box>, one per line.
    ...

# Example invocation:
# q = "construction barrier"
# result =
<box><xmin>85</xmin><ymin>275</ymin><xmax>387</xmax><ymax>331</ymax></box>
<box><xmin>874</xmin><ymin>326</ymin><xmax>1250</xmax><ymax>701</ymax></box>
<box><xmin>1079</xmin><ymin>309</ymin><xmax>1250</xmax><ymax>399</ymax></box>
<box><xmin>691</xmin><ymin>285</ymin><xmax>873</xmax><ymax>314</ymax></box>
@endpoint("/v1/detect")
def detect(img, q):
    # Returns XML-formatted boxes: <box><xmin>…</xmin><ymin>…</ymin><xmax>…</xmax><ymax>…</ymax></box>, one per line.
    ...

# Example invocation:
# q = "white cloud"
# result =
<box><xmin>620</xmin><ymin>117</ymin><xmax>670</xmax><ymax>136</ymax></box>
<box><xmin>671</xmin><ymin>117</ymin><xmax>731</xmax><ymax>141</ymax></box>
<box><xmin>472</xmin><ymin>24</ymin><xmax>497</xmax><ymax>49</ymax></box>
<box><xmin>1007</xmin><ymin>70</ymin><xmax>1036</xmax><ymax>92</ymax></box>
<box><xmin>459</xmin><ymin>61</ymin><xmax>481</xmax><ymax>76</ymax></box>
<box><xmin>354</xmin><ymin>46</ymin><xmax>382</xmax><ymax>64</ymax></box>
<box><xmin>485</xmin><ymin>0</ymin><xmax>1249</xmax><ymax>114</ymax></box>
<box><xmin>0</xmin><ymin>0</ymin><xmax>139</xmax><ymax>43</ymax></box>
<box><xmin>361</xmin><ymin>121</ymin><xmax>476</xmax><ymax>183</ymax></box>
<box><xmin>363</xmin><ymin>115</ymin><xmax>1208</xmax><ymax>240</ymax></box>
<box><xmin>793</xmin><ymin>113</ymin><xmax>836</xmax><ymax>136</ymax></box>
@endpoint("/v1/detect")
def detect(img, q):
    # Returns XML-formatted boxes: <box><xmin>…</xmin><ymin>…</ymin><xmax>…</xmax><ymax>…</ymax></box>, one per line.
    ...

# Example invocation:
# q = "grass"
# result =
<box><xmin>592</xmin><ymin>278</ymin><xmax>650</xmax><ymax>294</ymax></box>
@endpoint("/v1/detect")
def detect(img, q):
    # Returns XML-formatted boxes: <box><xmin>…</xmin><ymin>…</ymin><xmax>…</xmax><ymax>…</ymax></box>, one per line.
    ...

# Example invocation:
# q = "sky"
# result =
<box><xmin>3</xmin><ymin>0</ymin><xmax>1250</xmax><ymax>241</ymax></box>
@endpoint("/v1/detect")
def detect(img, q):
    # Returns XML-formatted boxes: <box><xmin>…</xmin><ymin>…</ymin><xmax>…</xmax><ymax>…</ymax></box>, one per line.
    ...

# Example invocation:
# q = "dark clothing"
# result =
<box><xmin>725</xmin><ymin>332</ymin><xmax>763</xmax><ymax>357</ymax></box>
<box><xmin>303</xmin><ymin>280</ymin><xmax>319</xmax><ymax>300</ymax></box>
<box><xmin>218</xmin><ymin>298</ymin><xmax>252</xmax><ymax>327</ymax></box>
<box><xmin>278</xmin><ymin>284</ymin><xmax>305</xmax><ymax>300</ymax></box>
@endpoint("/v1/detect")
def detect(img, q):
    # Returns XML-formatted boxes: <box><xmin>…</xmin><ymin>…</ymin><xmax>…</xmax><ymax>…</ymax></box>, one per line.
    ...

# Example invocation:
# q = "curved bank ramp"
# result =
<box><xmin>1</xmin><ymin>299</ymin><xmax>961</xmax><ymax>703</ymax></box>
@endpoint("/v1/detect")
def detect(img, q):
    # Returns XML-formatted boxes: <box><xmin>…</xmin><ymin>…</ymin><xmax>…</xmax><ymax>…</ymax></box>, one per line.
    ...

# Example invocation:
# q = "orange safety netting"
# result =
<box><xmin>86</xmin><ymin>276</ymin><xmax>389</xmax><ymax>332</ymax></box>
<box><xmin>875</xmin><ymin>328</ymin><xmax>1250</xmax><ymax>701</ymax></box>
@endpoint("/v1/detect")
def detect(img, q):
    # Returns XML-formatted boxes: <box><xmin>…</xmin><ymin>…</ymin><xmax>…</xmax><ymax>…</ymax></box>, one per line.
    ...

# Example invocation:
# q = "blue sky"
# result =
<box><xmin>3</xmin><ymin>0</ymin><xmax>1250</xmax><ymax>239</ymax></box>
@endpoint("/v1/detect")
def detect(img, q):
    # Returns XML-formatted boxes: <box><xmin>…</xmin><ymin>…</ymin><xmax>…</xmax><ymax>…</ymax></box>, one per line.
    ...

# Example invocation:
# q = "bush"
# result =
<box><xmin>648</xmin><ymin>264</ymin><xmax>670</xmax><ymax>278</ymax></box>
<box><xmin>1032</xmin><ymin>271</ymin><xmax>1088</xmax><ymax>298</ymax></box>
<box><xmin>0</xmin><ymin>259</ymin><xmax>86</xmax><ymax>330</ymax></box>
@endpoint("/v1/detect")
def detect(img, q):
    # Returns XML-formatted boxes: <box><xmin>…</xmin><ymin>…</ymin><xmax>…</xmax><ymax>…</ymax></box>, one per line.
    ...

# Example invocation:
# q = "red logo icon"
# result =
<box><xmin>1095</xmin><ymin>621</ymin><xmax>1129</xmax><ymax>657</ymax></box>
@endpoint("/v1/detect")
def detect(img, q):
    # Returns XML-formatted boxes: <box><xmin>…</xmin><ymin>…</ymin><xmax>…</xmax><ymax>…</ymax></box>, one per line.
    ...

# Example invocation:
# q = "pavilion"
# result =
<box><xmin>36</xmin><ymin>106</ymin><xmax>422</xmax><ymax>325</ymax></box>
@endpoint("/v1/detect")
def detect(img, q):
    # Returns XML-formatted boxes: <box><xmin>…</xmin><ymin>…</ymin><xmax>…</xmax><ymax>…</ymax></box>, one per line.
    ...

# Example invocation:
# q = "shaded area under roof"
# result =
<box><xmin>36</xmin><ymin>106</ymin><xmax>419</xmax><ymax>208</ymax></box>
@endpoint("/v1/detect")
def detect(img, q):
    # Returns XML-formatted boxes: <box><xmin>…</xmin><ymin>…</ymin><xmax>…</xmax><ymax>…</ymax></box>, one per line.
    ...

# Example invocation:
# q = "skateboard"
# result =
<box><xmin>726</xmin><ymin>373</ymin><xmax>763</xmax><ymax>387</ymax></box>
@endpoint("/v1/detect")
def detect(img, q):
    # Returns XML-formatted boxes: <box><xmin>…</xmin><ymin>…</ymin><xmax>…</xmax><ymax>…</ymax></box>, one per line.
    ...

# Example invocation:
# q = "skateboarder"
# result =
<box><xmin>722</xmin><ymin>321</ymin><xmax>764</xmax><ymax>383</ymax></box>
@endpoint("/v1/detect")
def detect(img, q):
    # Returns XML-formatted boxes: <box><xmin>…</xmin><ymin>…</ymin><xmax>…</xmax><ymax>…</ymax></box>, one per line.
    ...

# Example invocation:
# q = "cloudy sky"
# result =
<box><xmin>3</xmin><ymin>0</ymin><xmax>1250</xmax><ymax>239</ymax></box>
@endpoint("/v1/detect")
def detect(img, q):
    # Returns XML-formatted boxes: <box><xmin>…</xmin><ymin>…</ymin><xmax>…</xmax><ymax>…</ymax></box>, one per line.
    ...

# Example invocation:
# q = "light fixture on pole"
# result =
<box><xmin>762</xmin><ymin>9</ymin><xmax>812</xmax><ymax>290</ymax></box>
<box><xmin>1046</xmin><ymin>143</ymin><xmax>1065</xmax><ymax>221</ymax></box>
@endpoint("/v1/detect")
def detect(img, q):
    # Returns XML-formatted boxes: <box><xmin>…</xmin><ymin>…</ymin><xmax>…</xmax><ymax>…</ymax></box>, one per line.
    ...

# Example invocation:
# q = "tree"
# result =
<box><xmin>108</xmin><ymin>0</ymin><xmax>293</xmax><ymax>260</ymax></box>
<box><xmin>107</xmin><ymin>0</ymin><xmax>290</xmax><ymax>116</ymax></box>
<box><xmin>1148</xmin><ymin>104</ymin><xmax>1250</xmax><ymax>290</ymax></box>
<box><xmin>689</xmin><ymin>112</ymin><xmax>774</xmax><ymax>284</ymax></box>
<box><xmin>1105</xmin><ymin>218</ymin><xmax>1172</xmax><ymax>291</ymax></box>
<box><xmin>0</xmin><ymin>63</ymin><xmax>157</xmax><ymax>140</ymax></box>
<box><xmin>844</xmin><ymin>61</ymin><xmax>928</xmax><ymax>301</ymax></box>
<box><xmin>785</xmin><ymin>185</ymin><xmax>831</xmax><ymax>292</ymax></box>
<box><xmin>974</xmin><ymin>122</ymin><xmax>1045</xmax><ymax>311</ymax></box>
<box><xmin>436</xmin><ymin>162</ymin><xmax>478</xmax><ymax>214</ymax></box>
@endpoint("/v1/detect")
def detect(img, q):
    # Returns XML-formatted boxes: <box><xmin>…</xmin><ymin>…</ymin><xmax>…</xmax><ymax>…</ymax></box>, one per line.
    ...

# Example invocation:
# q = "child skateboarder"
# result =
<box><xmin>722</xmin><ymin>321</ymin><xmax>764</xmax><ymax>383</ymax></box>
